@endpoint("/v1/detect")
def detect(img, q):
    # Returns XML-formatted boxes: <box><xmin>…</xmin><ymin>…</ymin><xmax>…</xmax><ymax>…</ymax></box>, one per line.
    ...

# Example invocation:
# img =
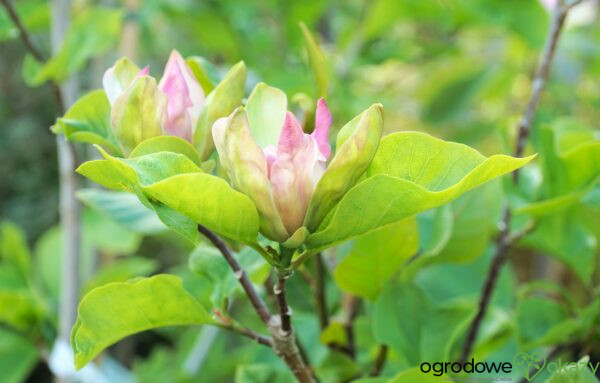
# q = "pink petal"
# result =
<box><xmin>158</xmin><ymin>50</ymin><xmax>205</xmax><ymax>141</ymax></box>
<box><xmin>263</xmin><ymin>145</ymin><xmax>277</xmax><ymax>177</ymax></box>
<box><xmin>269</xmin><ymin>112</ymin><xmax>325</xmax><ymax>234</ymax></box>
<box><xmin>137</xmin><ymin>66</ymin><xmax>150</xmax><ymax>77</ymax></box>
<box><xmin>312</xmin><ymin>98</ymin><xmax>332</xmax><ymax>159</ymax></box>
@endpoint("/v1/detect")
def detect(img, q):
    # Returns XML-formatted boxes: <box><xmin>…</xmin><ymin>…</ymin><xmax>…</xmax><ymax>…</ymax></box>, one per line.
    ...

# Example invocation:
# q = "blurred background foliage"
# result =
<box><xmin>0</xmin><ymin>0</ymin><xmax>599</xmax><ymax>382</ymax></box>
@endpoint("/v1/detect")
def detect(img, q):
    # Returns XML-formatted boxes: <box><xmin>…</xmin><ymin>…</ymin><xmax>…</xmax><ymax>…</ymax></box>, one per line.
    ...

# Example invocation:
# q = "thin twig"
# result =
<box><xmin>0</xmin><ymin>0</ymin><xmax>65</xmax><ymax>113</ymax></box>
<box><xmin>460</xmin><ymin>1</ymin><xmax>576</xmax><ymax>364</ymax></box>
<box><xmin>369</xmin><ymin>345</ymin><xmax>388</xmax><ymax>377</ymax></box>
<box><xmin>197</xmin><ymin>225</ymin><xmax>272</xmax><ymax>325</ymax></box>
<box><xmin>216</xmin><ymin>322</ymin><xmax>273</xmax><ymax>347</ymax></box>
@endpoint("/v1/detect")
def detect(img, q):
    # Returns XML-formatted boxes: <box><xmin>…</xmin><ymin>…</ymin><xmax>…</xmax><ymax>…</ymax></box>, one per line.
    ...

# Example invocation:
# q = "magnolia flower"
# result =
<box><xmin>102</xmin><ymin>50</ymin><xmax>205</xmax><ymax>152</ymax></box>
<box><xmin>213</xmin><ymin>85</ymin><xmax>383</xmax><ymax>244</ymax></box>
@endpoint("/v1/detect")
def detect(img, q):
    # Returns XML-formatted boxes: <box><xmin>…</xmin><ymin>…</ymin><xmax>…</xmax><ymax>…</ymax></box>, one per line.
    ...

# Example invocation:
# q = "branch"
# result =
<box><xmin>460</xmin><ymin>1</ymin><xmax>575</xmax><ymax>363</ymax></box>
<box><xmin>369</xmin><ymin>345</ymin><xmax>388</xmax><ymax>377</ymax></box>
<box><xmin>216</xmin><ymin>322</ymin><xmax>273</xmax><ymax>347</ymax></box>
<box><xmin>0</xmin><ymin>0</ymin><xmax>65</xmax><ymax>113</ymax></box>
<box><xmin>197</xmin><ymin>225</ymin><xmax>272</xmax><ymax>325</ymax></box>
<box><xmin>312</xmin><ymin>253</ymin><xmax>329</xmax><ymax>329</ymax></box>
<box><xmin>342</xmin><ymin>294</ymin><xmax>360</xmax><ymax>358</ymax></box>
<box><xmin>274</xmin><ymin>274</ymin><xmax>292</xmax><ymax>335</ymax></box>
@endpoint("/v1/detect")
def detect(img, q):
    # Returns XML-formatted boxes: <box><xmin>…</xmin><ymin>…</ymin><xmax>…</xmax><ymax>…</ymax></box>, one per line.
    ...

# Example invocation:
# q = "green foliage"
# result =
<box><xmin>71</xmin><ymin>274</ymin><xmax>215</xmax><ymax>369</ymax></box>
<box><xmin>51</xmin><ymin>90</ymin><xmax>119</xmax><ymax>154</ymax></box>
<box><xmin>306</xmin><ymin>132</ymin><xmax>533</xmax><ymax>250</ymax></box>
<box><xmin>372</xmin><ymin>281</ymin><xmax>474</xmax><ymax>367</ymax></box>
<box><xmin>22</xmin><ymin>6</ymin><xmax>122</xmax><ymax>86</ymax></box>
<box><xmin>334</xmin><ymin>218</ymin><xmax>418</xmax><ymax>300</ymax></box>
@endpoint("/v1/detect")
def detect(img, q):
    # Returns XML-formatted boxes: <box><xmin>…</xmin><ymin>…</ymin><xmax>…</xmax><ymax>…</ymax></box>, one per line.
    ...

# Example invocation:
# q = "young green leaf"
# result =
<box><xmin>71</xmin><ymin>274</ymin><xmax>215</xmax><ymax>370</ymax></box>
<box><xmin>51</xmin><ymin>90</ymin><xmax>120</xmax><ymax>155</ymax></box>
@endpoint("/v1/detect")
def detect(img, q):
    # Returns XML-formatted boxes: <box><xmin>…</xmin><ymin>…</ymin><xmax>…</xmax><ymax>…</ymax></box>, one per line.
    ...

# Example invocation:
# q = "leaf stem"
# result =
<box><xmin>459</xmin><ymin>1</ymin><xmax>578</xmax><ymax>363</ymax></box>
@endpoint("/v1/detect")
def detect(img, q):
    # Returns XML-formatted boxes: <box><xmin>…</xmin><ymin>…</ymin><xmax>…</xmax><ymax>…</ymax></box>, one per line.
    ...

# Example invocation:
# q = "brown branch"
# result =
<box><xmin>198</xmin><ymin>226</ymin><xmax>314</xmax><ymax>382</ymax></box>
<box><xmin>197</xmin><ymin>225</ymin><xmax>272</xmax><ymax>325</ymax></box>
<box><xmin>312</xmin><ymin>253</ymin><xmax>329</xmax><ymax>330</ymax></box>
<box><xmin>369</xmin><ymin>345</ymin><xmax>389</xmax><ymax>377</ymax></box>
<box><xmin>216</xmin><ymin>322</ymin><xmax>273</xmax><ymax>347</ymax></box>
<box><xmin>274</xmin><ymin>274</ymin><xmax>292</xmax><ymax>335</ymax></box>
<box><xmin>460</xmin><ymin>1</ymin><xmax>576</xmax><ymax>364</ymax></box>
<box><xmin>0</xmin><ymin>0</ymin><xmax>65</xmax><ymax>113</ymax></box>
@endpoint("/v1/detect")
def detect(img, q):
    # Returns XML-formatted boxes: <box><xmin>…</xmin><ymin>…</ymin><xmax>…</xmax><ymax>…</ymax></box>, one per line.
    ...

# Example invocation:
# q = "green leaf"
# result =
<box><xmin>315</xmin><ymin>351</ymin><xmax>360</xmax><ymax>383</ymax></box>
<box><xmin>0</xmin><ymin>221</ymin><xmax>31</xmax><ymax>278</ymax></box>
<box><xmin>78</xmin><ymin>150</ymin><xmax>203</xmax><ymax>243</ymax></box>
<box><xmin>0</xmin><ymin>0</ymin><xmax>48</xmax><ymax>41</ymax></box>
<box><xmin>0</xmin><ymin>328</ymin><xmax>38</xmax><ymax>383</ymax></box>
<box><xmin>390</xmin><ymin>367</ymin><xmax>446</xmax><ymax>382</ymax></box>
<box><xmin>76</xmin><ymin>188</ymin><xmax>165</xmax><ymax>235</ymax></box>
<box><xmin>520</xmin><ymin>209</ymin><xmax>596</xmax><ymax>282</ymax></box>
<box><xmin>245</xmin><ymin>83</ymin><xmax>287</xmax><ymax>148</ymax></box>
<box><xmin>0</xmin><ymin>290</ymin><xmax>42</xmax><ymax>331</ymax></box>
<box><xmin>306</xmin><ymin>132</ymin><xmax>533</xmax><ymax>250</ymax></box>
<box><xmin>143</xmin><ymin>173</ymin><xmax>260</xmax><ymax>244</ymax></box>
<box><xmin>194</xmin><ymin>61</ymin><xmax>247</xmax><ymax>159</ymax></box>
<box><xmin>235</xmin><ymin>364</ymin><xmax>294</xmax><ymax>383</ymax></box>
<box><xmin>189</xmin><ymin>245</ymin><xmax>268</xmax><ymax>308</ymax></box>
<box><xmin>319</xmin><ymin>321</ymin><xmax>348</xmax><ymax>346</ymax></box>
<box><xmin>299</xmin><ymin>22</ymin><xmax>328</xmax><ymax>98</ymax></box>
<box><xmin>372</xmin><ymin>281</ymin><xmax>474</xmax><ymax>366</ymax></box>
<box><xmin>545</xmin><ymin>357</ymin><xmax>600</xmax><ymax>383</ymax></box>
<box><xmin>51</xmin><ymin>89</ymin><xmax>120</xmax><ymax>154</ymax></box>
<box><xmin>83</xmin><ymin>257</ymin><xmax>158</xmax><ymax>294</ymax></box>
<box><xmin>71</xmin><ymin>274</ymin><xmax>215</xmax><ymax>369</ymax></box>
<box><xmin>22</xmin><ymin>6</ymin><xmax>122</xmax><ymax>86</ymax></box>
<box><xmin>334</xmin><ymin>218</ymin><xmax>418</xmax><ymax>300</ymax></box>
<box><xmin>186</xmin><ymin>56</ymin><xmax>220</xmax><ymax>94</ymax></box>
<box><xmin>130</xmin><ymin>136</ymin><xmax>203</xmax><ymax>166</ymax></box>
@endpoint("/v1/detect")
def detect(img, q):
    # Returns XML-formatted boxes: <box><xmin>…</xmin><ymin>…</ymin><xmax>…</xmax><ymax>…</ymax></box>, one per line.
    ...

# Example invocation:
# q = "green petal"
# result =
<box><xmin>194</xmin><ymin>61</ymin><xmax>247</xmax><ymax>159</ymax></box>
<box><xmin>304</xmin><ymin>104</ymin><xmax>383</xmax><ymax>232</ymax></box>
<box><xmin>245</xmin><ymin>82</ymin><xmax>287</xmax><ymax>148</ymax></box>
<box><xmin>111</xmin><ymin>76</ymin><xmax>166</xmax><ymax>154</ymax></box>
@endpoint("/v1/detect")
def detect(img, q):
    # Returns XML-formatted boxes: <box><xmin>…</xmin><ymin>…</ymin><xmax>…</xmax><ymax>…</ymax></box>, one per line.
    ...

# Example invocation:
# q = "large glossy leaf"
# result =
<box><xmin>72</xmin><ymin>274</ymin><xmax>215</xmax><ymax>369</ymax></box>
<box><xmin>78</xmin><ymin>149</ymin><xmax>204</xmax><ymax>242</ymax></box>
<box><xmin>22</xmin><ymin>7</ymin><xmax>122</xmax><ymax>86</ymax></box>
<box><xmin>143</xmin><ymin>173</ymin><xmax>260</xmax><ymax>244</ymax></box>
<box><xmin>129</xmin><ymin>136</ymin><xmax>202</xmax><ymax>166</ymax></box>
<box><xmin>334</xmin><ymin>218</ymin><xmax>418</xmax><ymax>300</ymax></box>
<box><xmin>306</xmin><ymin>132</ymin><xmax>533</xmax><ymax>249</ymax></box>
